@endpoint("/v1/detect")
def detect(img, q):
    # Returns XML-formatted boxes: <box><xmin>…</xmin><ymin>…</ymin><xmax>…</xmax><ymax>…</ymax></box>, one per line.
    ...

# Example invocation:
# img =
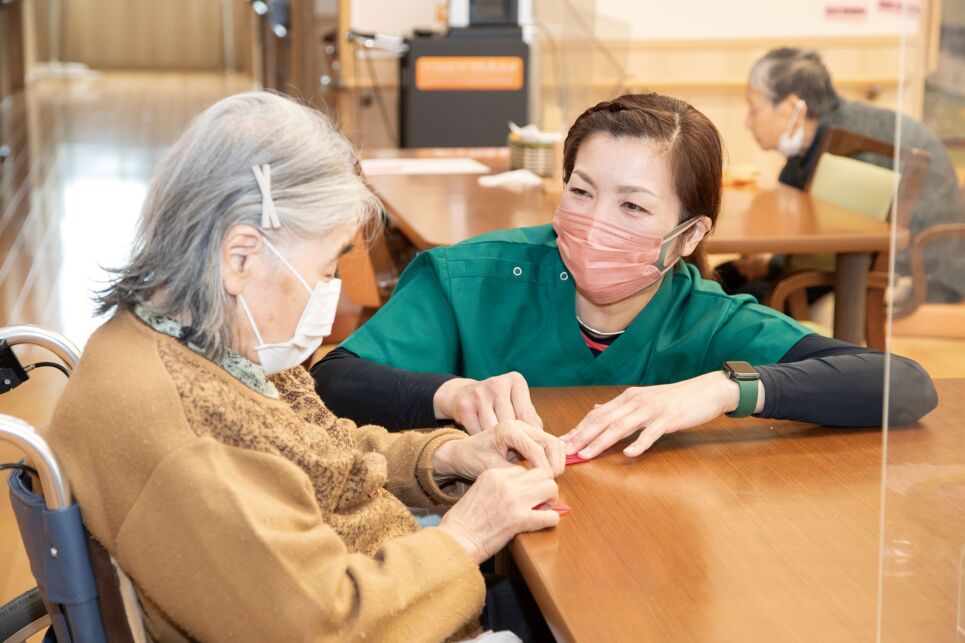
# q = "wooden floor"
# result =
<box><xmin>1</xmin><ymin>71</ymin><xmax>964</xmax><ymax>621</ymax></box>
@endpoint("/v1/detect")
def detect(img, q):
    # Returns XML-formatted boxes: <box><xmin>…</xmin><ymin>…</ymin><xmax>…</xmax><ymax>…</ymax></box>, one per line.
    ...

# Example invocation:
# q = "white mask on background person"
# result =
<box><xmin>237</xmin><ymin>237</ymin><xmax>341</xmax><ymax>375</ymax></box>
<box><xmin>776</xmin><ymin>99</ymin><xmax>807</xmax><ymax>158</ymax></box>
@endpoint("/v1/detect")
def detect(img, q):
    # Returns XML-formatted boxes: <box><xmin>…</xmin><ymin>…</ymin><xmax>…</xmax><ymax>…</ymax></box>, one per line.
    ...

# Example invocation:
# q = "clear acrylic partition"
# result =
<box><xmin>881</xmin><ymin>1</ymin><xmax>965</xmax><ymax>640</ymax></box>
<box><xmin>530</xmin><ymin>0</ymin><xmax>630</xmax><ymax>144</ymax></box>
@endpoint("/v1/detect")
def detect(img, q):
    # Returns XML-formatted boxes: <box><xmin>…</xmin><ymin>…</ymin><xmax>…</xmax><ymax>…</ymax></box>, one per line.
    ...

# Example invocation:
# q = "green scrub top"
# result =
<box><xmin>340</xmin><ymin>225</ymin><xmax>813</xmax><ymax>385</ymax></box>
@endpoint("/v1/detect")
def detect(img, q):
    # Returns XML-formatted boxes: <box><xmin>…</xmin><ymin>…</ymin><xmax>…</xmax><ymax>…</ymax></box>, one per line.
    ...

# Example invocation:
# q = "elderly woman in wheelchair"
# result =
<box><xmin>31</xmin><ymin>93</ymin><xmax>565</xmax><ymax>641</ymax></box>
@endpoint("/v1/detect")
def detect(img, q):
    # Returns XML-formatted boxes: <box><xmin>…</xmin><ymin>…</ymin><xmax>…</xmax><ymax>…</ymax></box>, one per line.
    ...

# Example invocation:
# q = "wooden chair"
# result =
<box><xmin>889</xmin><ymin>183</ymin><xmax>965</xmax><ymax>339</ymax></box>
<box><xmin>337</xmin><ymin>210</ymin><xmax>416</xmax><ymax>310</ymax></box>
<box><xmin>766</xmin><ymin>126</ymin><xmax>932</xmax><ymax>348</ymax></box>
<box><xmin>317</xmin><ymin>216</ymin><xmax>414</xmax><ymax>350</ymax></box>
<box><xmin>339</xmin><ymin>229</ymin><xmax>400</xmax><ymax>311</ymax></box>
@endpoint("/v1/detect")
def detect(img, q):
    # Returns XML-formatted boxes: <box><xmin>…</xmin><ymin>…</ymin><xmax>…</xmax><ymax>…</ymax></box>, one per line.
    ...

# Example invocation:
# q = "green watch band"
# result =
<box><xmin>723</xmin><ymin>361</ymin><xmax>760</xmax><ymax>418</ymax></box>
<box><xmin>726</xmin><ymin>377</ymin><xmax>759</xmax><ymax>418</ymax></box>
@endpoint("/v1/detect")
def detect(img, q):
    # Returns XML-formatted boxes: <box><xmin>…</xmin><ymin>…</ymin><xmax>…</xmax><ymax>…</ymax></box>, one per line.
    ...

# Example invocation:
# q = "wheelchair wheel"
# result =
<box><xmin>0</xmin><ymin>586</ymin><xmax>49</xmax><ymax>642</ymax></box>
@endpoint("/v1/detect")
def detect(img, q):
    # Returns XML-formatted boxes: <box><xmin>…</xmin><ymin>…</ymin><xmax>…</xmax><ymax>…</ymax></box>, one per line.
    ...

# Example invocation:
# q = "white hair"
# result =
<box><xmin>748</xmin><ymin>48</ymin><xmax>839</xmax><ymax>120</ymax></box>
<box><xmin>98</xmin><ymin>91</ymin><xmax>381</xmax><ymax>358</ymax></box>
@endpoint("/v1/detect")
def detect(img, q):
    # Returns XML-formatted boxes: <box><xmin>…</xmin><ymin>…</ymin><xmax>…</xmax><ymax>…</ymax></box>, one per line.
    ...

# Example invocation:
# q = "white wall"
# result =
<box><xmin>348</xmin><ymin>0</ymin><xmax>924</xmax><ymax>39</ymax></box>
<box><xmin>349</xmin><ymin>0</ymin><xmax>441</xmax><ymax>36</ymax></box>
<box><xmin>591</xmin><ymin>0</ymin><xmax>919</xmax><ymax>40</ymax></box>
<box><xmin>350</xmin><ymin>0</ymin><xmax>922</xmax><ymax>40</ymax></box>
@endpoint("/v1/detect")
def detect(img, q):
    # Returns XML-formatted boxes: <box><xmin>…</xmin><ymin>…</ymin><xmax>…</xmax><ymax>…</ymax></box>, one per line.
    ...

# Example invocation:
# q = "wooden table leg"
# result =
<box><xmin>834</xmin><ymin>252</ymin><xmax>872</xmax><ymax>344</ymax></box>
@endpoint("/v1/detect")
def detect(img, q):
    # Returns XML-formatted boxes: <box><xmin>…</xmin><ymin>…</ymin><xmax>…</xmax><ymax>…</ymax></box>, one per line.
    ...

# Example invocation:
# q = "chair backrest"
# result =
<box><xmin>809</xmin><ymin>153</ymin><xmax>897</xmax><ymax>221</ymax></box>
<box><xmin>338</xmin><ymin>218</ymin><xmax>410</xmax><ymax>311</ymax></box>
<box><xmin>338</xmin><ymin>229</ymin><xmax>397</xmax><ymax>309</ymax></box>
<box><xmin>804</xmin><ymin>126</ymin><xmax>932</xmax><ymax>272</ymax></box>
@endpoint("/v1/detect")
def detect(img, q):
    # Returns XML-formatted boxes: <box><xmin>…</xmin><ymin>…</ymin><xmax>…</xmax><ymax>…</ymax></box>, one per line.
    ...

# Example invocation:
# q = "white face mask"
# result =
<box><xmin>776</xmin><ymin>100</ymin><xmax>806</xmax><ymax>158</ymax></box>
<box><xmin>237</xmin><ymin>238</ymin><xmax>341</xmax><ymax>375</ymax></box>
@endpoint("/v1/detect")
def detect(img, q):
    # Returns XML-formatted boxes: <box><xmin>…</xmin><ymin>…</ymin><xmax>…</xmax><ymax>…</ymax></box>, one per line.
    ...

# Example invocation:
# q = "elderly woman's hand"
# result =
<box><xmin>438</xmin><ymin>466</ymin><xmax>560</xmax><ymax>564</ymax></box>
<box><xmin>433</xmin><ymin>419</ymin><xmax>566</xmax><ymax>480</ymax></box>
<box><xmin>433</xmin><ymin>372</ymin><xmax>543</xmax><ymax>434</ymax></box>
<box><xmin>561</xmin><ymin>371</ymin><xmax>753</xmax><ymax>459</ymax></box>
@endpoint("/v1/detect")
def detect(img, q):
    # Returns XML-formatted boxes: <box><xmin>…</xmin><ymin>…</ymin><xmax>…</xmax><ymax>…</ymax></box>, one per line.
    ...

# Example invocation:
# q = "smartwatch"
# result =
<box><xmin>723</xmin><ymin>361</ymin><xmax>760</xmax><ymax>418</ymax></box>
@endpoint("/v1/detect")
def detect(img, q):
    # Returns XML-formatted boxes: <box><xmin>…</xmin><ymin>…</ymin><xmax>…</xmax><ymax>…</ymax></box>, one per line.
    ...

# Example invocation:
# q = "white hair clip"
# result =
<box><xmin>251</xmin><ymin>164</ymin><xmax>281</xmax><ymax>230</ymax></box>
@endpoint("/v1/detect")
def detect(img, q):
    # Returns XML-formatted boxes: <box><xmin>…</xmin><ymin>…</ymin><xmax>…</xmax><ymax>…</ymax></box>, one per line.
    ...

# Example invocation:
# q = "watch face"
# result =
<box><xmin>725</xmin><ymin>361</ymin><xmax>759</xmax><ymax>379</ymax></box>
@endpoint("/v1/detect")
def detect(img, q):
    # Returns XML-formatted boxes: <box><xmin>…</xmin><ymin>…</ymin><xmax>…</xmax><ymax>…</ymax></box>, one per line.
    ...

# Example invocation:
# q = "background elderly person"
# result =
<box><xmin>42</xmin><ymin>92</ymin><xmax>565</xmax><ymax>642</ymax></box>
<box><xmin>718</xmin><ymin>46</ymin><xmax>965</xmax><ymax>304</ymax></box>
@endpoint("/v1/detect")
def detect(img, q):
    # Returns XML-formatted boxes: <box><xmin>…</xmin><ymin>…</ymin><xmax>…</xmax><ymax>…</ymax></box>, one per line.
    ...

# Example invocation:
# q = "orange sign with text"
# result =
<box><xmin>415</xmin><ymin>56</ymin><xmax>524</xmax><ymax>91</ymax></box>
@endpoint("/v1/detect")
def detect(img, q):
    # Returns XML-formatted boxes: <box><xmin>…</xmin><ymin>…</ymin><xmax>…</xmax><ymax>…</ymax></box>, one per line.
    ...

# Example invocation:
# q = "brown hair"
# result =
<box><xmin>562</xmin><ymin>93</ymin><xmax>723</xmax><ymax>276</ymax></box>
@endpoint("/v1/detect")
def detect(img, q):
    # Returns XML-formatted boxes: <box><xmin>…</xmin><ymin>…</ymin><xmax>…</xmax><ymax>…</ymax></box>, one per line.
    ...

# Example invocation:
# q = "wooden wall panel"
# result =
<box><xmin>229</xmin><ymin>0</ymin><xmax>253</xmax><ymax>74</ymax></box>
<box><xmin>0</xmin><ymin>0</ymin><xmax>26</xmax><ymax>99</ymax></box>
<box><xmin>29</xmin><ymin>0</ymin><xmax>228</xmax><ymax>70</ymax></box>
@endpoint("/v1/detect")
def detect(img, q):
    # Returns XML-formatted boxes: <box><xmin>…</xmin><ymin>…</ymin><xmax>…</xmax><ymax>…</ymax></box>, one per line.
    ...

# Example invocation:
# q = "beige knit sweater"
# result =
<box><xmin>43</xmin><ymin>311</ymin><xmax>485</xmax><ymax>642</ymax></box>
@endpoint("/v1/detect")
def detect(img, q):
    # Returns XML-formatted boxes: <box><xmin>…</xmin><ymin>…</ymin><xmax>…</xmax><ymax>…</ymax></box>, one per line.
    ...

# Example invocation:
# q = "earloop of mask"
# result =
<box><xmin>655</xmin><ymin>218</ymin><xmax>699</xmax><ymax>267</ymax></box>
<box><xmin>251</xmin><ymin>163</ymin><xmax>281</xmax><ymax>230</ymax></box>
<box><xmin>250</xmin><ymin>167</ymin><xmax>313</xmax><ymax>293</ymax></box>
<box><xmin>260</xmin><ymin>237</ymin><xmax>313</xmax><ymax>294</ymax></box>
<box><xmin>783</xmin><ymin>100</ymin><xmax>805</xmax><ymax>138</ymax></box>
<box><xmin>236</xmin><ymin>295</ymin><xmax>265</xmax><ymax>345</ymax></box>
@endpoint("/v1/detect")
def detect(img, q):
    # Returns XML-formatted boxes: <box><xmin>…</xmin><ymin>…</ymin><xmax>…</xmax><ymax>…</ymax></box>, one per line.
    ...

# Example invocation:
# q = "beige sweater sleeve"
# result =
<box><xmin>114</xmin><ymin>437</ymin><xmax>484</xmax><ymax>643</ymax></box>
<box><xmin>352</xmin><ymin>421</ymin><xmax>468</xmax><ymax>507</ymax></box>
<box><xmin>271</xmin><ymin>367</ymin><xmax>468</xmax><ymax>507</ymax></box>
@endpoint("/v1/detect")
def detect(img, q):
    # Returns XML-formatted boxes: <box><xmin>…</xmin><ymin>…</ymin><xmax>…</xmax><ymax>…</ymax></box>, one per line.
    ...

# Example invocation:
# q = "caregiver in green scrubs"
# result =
<box><xmin>313</xmin><ymin>93</ymin><xmax>937</xmax><ymax>459</ymax></box>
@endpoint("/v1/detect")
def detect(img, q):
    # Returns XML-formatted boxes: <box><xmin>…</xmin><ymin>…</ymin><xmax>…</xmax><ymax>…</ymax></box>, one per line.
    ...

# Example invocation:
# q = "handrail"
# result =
<box><xmin>0</xmin><ymin>325</ymin><xmax>80</xmax><ymax>370</ymax></box>
<box><xmin>0</xmin><ymin>414</ymin><xmax>71</xmax><ymax>509</ymax></box>
<box><xmin>0</xmin><ymin>325</ymin><xmax>79</xmax><ymax>509</ymax></box>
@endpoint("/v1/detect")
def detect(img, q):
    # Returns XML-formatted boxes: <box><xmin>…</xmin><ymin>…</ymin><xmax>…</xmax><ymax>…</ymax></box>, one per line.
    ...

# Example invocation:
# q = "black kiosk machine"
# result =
<box><xmin>400</xmin><ymin>0</ymin><xmax>529</xmax><ymax>148</ymax></box>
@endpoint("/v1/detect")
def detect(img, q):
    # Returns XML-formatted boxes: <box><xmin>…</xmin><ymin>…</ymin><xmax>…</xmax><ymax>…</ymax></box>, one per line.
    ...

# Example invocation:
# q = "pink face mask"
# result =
<box><xmin>553</xmin><ymin>208</ymin><xmax>699</xmax><ymax>306</ymax></box>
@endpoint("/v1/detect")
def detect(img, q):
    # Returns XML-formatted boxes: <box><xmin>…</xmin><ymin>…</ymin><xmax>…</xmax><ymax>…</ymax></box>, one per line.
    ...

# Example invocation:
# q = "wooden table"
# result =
<box><xmin>510</xmin><ymin>382</ymin><xmax>964</xmax><ymax>642</ymax></box>
<box><xmin>364</xmin><ymin>148</ymin><xmax>905</xmax><ymax>345</ymax></box>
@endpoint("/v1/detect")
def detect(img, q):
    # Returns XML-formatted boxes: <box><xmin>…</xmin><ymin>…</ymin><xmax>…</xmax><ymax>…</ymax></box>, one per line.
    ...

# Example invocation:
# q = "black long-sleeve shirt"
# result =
<box><xmin>311</xmin><ymin>334</ymin><xmax>938</xmax><ymax>431</ymax></box>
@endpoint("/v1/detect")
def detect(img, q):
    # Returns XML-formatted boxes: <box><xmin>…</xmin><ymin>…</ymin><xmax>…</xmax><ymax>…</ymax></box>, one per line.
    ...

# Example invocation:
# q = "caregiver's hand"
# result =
<box><xmin>433</xmin><ymin>371</ymin><xmax>544</xmax><ymax>435</ymax></box>
<box><xmin>433</xmin><ymin>419</ymin><xmax>566</xmax><ymax>480</ymax></box>
<box><xmin>438</xmin><ymin>466</ymin><xmax>559</xmax><ymax>564</ymax></box>
<box><xmin>561</xmin><ymin>371</ymin><xmax>759</xmax><ymax>459</ymax></box>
